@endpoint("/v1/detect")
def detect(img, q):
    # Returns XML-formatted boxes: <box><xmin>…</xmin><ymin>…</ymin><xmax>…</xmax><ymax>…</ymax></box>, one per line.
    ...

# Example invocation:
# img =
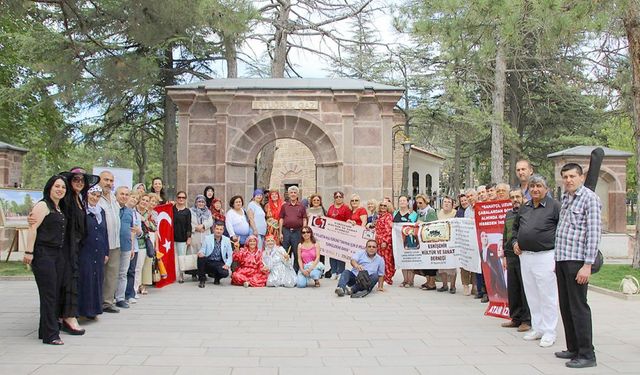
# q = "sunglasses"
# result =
<box><xmin>334</xmin><ymin>195</ymin><xmax>343</xmax><ymax>199</ymax></box>
<box><xmin>301</xmin><ymin>231</ymin><xmax>311</xmax><ymax>234</ymax></box>
<box><xmin>351</xmin><ymin>199</ymin><xmax>359</xmax><ymax>202</ymax></box>
<box><xmin>366</xmin><ymin>245</ymin><xmax>377</xmax><ymax>248</ymax></box>
<box><xmin>177</xmin><ymin>196</ymin><xmax>186</xmax><ymax>199</ymax></box>
<box><xmin>72</xmin><ymin>177</ymin><xmax>84</xmax><ymax>182</ymax></box>
<box><xmin>379</xmin><ymin>204</ymin><xmax>387</xmax><ymax>207</ymax></box>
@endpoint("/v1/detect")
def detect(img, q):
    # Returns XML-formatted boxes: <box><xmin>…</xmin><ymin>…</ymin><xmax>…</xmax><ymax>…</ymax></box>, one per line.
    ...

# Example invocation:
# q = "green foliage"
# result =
<box><xmin>0</xmin><ymin>262</ymin><xmax>32</xmax><ymax>277</ymax></box>
<box><xmin>601</xmin><ymin>116</ymin><xmax>636</xmax><ymax>191</ymax></box>
<box><xmin>590</xmin><ymin>264</ymin><xmax>640</xmax><ymax>291</ymax></box>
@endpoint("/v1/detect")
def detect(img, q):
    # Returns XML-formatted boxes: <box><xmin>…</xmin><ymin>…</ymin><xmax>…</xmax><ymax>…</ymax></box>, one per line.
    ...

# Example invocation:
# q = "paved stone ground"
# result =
<box><xmin>1</xmin><ymin>274</ymin><xmax>639</xmax><ymax>375</ymax></box>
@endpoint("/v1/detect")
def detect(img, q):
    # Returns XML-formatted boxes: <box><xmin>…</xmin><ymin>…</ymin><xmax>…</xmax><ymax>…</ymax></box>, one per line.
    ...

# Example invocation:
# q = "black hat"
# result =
<box><xmin>60</xmin><ymin>167</ymin><xmax>100</xmax><ymax>188</ymax></box>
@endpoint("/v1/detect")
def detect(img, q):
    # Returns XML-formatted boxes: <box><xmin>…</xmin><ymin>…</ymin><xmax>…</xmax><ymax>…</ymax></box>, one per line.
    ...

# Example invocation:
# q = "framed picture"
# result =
<box><xmin>0</xmin><ymin>188</ymin><xmax>43</xmax><ymax>228</ymax></box>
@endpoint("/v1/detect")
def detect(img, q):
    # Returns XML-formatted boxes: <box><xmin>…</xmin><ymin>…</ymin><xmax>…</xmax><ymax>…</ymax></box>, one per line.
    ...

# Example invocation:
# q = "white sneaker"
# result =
<box><xmin>523</xmin><ymin>331</ymin><xmax>543</xmax><ymax>341</ymax></box>
<box><xmin>539</xmin><ymin>336</ymin><xmax>555</xmax><ymax>347</ymax></box>
<box><xmin>345</xmin><ymin>285</ymin><xmax>352</xmax><ymax>295</ymax></box>
<box><xmin>127</xmin><ymin>298</ymin><xmax>137</xmax><ymax>304</ymax></box>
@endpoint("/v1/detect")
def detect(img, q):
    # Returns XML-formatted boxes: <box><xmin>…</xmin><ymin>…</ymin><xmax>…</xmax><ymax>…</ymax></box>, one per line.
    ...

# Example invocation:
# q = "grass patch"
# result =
<box><xmin>0</xmin><ymin>261</ymin><xmax>32</xmax><ymax>276</ymax></box>
<box><xmin>590</xmin><ymin>264</ymin><xmax>640</xmax><ymax>292</ymax></box>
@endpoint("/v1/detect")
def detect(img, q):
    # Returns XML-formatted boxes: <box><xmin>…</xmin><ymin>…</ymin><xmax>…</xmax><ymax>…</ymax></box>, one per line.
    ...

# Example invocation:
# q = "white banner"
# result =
<box><xmin>309</xmin><ymin>215</ymin><xmax>375</xmax><ymax>262</ymax></box>
<box><xmin>392</xmin><ymin>218</ymin><xmax>480</xmax><ymax>272</ymax></box>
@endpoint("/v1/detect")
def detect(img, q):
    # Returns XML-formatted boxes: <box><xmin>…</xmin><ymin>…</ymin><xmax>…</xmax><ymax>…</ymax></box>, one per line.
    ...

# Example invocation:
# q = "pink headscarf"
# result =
<box><xmin>244</xmin><ymin>235</ymin><xmax>259</xmax><ymax>252</ymax></box>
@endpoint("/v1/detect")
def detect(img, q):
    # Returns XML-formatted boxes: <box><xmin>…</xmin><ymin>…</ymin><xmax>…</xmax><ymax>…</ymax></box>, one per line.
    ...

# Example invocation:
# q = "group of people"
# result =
<box><xmin>24</xmin><ymin>169</ymin><xmax>168</xmax><ymax>345</ymax></box>
<box><xmin>24</xmin><ymin>159</ymin><xmax>602</xmax><ymax>369</ymax></box>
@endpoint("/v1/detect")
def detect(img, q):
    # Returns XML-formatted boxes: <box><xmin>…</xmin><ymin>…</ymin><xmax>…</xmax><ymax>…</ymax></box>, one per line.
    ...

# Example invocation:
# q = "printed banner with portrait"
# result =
<box><xmin>474</xmin><ymin>200</ymin><xmax>512</xmax><ymax>319</ymax></box>
<box><xmin>309</xmin><ymin>215</ymin><xmax>375</xmax><ymax>262</ymax></box>
<box><xmin>391</xmin><ymin>218</ymin><xmax>481</xmax><ymax>272</ymax></box>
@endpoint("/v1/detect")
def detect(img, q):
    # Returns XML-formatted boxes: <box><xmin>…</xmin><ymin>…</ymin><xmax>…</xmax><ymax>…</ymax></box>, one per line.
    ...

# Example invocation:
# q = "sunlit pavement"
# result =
<box><xmin>1</xmin><ymin>275</ymin><xmax>638</xmax><ymax>375</ymax></box>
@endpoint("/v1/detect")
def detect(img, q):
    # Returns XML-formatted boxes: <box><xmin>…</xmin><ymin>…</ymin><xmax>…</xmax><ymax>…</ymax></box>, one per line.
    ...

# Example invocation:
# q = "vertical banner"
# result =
<box><xmin>474</xmin><ymin>200</ymin><xmax>512</xmax><ymax>318</ymax></box>
<box><xmin>309</xmin><ymin>215</ymin><xmax>374</xmax><ymax>262</ymax></box>
<box><xmin>154</xmin><ymin>203</ymin><xmax>175</xmax><ymax>288</ymax></box>
<box><xmin>391</xmin><ymin>218</ymin><xmax>480</xmax><ymax>272</ymax></box>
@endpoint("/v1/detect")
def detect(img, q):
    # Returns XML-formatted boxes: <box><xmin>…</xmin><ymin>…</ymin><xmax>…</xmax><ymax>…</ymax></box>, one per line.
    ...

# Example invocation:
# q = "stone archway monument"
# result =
<box><xmin>166</xmin><ymin>78</ymin><xmax>404</xmax><ymax>203</ymax></box>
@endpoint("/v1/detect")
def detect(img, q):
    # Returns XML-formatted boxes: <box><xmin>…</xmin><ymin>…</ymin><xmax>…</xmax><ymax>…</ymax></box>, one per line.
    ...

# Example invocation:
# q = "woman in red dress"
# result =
<box><xmin>231</xmin><ymin>235</ymin><xmax>268</xmax><ymax>287</ymax></box>
<box><xmin>265</xmin><ymin>190</ymin><xmax>284</xmax><ymax>245</ymax></box>
<box><xmin>375</xmin><ymin>201</ymin><xmax>395</xmax><ymax>285</ymax></box>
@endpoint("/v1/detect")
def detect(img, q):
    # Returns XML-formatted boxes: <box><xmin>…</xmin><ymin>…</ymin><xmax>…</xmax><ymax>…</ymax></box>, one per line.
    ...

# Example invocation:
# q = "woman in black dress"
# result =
<box><xmin>58</xmin><ymin>167</ymin><xmax>99</xmax><ymax>334</ymax></box>
<box><xmin>77</xmin><ymin>184</ymin><xmax>109</xmax><ymax>319</ymax></box>
<box><xmin>23</xmin><ymin>175</ymin><xmax>70</xmax><ymax>345</ymax></box>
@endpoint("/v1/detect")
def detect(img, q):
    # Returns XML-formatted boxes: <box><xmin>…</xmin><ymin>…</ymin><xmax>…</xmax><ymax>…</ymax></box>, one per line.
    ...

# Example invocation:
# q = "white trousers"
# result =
<box><xmin>520</xmin><ymin>250</ymin><xmax>558</xmax><ymax>339</ymax></box>
<box><xmin>133</xmin><ymin>250</ymin><xmax>146</xmax><ymax>294</ymax></box>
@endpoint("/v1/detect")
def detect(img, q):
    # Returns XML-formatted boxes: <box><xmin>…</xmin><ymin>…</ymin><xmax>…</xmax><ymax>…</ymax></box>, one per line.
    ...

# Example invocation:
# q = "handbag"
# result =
<box><xmin>152</xmin><ymin>258</ymin><xmax>161</xmax><ymax>283</ymax></box>
<box><xmin>178</xmin><ymin>245</ymin><xmax>198</xmax><ymax>272</ymax></box>
<box><xmin>620</xmin><ymin>275</ymin><xmax>639</xmax><ymax>294</ymax></box>
<box><xmin>590</xmin><ymin>250</ymin><xmax>604</xmax><ymax>274</ymax></box>
<box><xmin>355</xmin><ymin>270</ymin><xmax>372</xmax><ymax>291</ymax></box>
<box><xmin>141</xmin><ymin>221</ymin><xmax>155</xmax><ymax>258</ymax></box>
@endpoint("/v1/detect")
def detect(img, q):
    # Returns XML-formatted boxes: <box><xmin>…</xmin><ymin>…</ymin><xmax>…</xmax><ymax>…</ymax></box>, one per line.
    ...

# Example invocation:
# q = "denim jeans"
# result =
<box><xmin>337</xmin><ymin>270</ymin><xmax>376</xmax><ymax>293</ymax></box>
<box><xmin>281</xmin><ymin>228</ymin><xmax>302</xmax><ymax>272</ymax></box>
<box><xmin>125</xmin><ymin>252</ymin><xmax>138</xmax><ymax>300</ymax></box>
<box><xmin>330</xmin><ymin>258</ymin><xmax>346</xmax><ymax>276</ymax></box>
<box><xmin>296</xmin><ymin>262</ymin><xmax>322</xmax><ymax>288</ymax></box>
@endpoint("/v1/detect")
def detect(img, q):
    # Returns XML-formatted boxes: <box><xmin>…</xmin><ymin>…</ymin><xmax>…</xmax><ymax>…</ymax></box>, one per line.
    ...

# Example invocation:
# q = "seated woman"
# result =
<box><xmin>231</xmin><ymin>235</ymin><xmax>268</xmax><ymax>288</ymax></box>
<box><xmin>296</xmin><ymin>226</ymin><xmax>324</xmax><ymax>288</ymax></box>
<box><xmin>263</xmin><ymin>235</ymin><xmax>296</xmax><ymax>288</ymax></box>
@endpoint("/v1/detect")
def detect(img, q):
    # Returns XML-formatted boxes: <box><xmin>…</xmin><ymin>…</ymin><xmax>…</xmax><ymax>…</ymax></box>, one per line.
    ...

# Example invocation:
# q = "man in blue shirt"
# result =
<box><xmin>115</xmin><ymin>187</ymin><xmax>138</xmax><ymax>309</ymax></box>
<box><xmin>197</xmin><ymin>222</ymin><xmax>233</xmax><ymax>288</ymax></box>
<box><xmin>335</xmin><ymin>240</ymin><xmax>385</xmax><ymax>298</ymax></box>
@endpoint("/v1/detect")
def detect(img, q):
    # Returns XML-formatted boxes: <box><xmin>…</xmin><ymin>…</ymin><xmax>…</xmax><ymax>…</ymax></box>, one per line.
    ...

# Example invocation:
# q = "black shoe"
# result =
<box><xmin>437</xmin><ymin>286</ymin><xmax>449</xmax><ymax>292</ymax></box>
<box><xmin>213</xmin><ymin>279</ymin><xmax>220</xmax><ymax>285</ymax></box>
<box><xmin>480</xmin><ymin>295</ymin><xmax>489</xmax><ymax>303</ymax></box>
<box><xmin>554</xmin><ymin>351</ymin><xmax>577</xmax><ymax>359</ymax></box>
<box><xmin>350</xmin><ymin>290</ymin><xmax>370</xmax><ymax>298</ymax></box>
<box><xmin>191</xmin><ymin>274</ymin><xmax>198</xmax><ymax>281</ymax></box>
<box><xmin>565</xmin><ymin>358</ymin><xmax>597</xmax><ymax>368</ymax></box>
<box><xmin>198</xmin><ymin>281</ymin><xmax>205</xmax><ymax>288</ymax></box>
<box><xmin>115</xmin><ymin>301</ymin><xmax>130</xmax><ymax>308</ymax></box>
<box><xmin>325</xmin><ymin>271</ymin><xmax>332</xmax><ymax>278</ymax></box>
<box><xmin>335</xmin><ymin>287</ymin><xmax>345</xmax><ymax>297</ymax></box>
<box><xmin>178</xmin><ymin>279</ymin><xmax>184</xmax><ymax>284</ymax></box>
<box><xmin>61</xmin><ymin>321</ymin><xmax>86</xmax><ymax>336</ymax></box>
<box><xmin>474</xmin><ymin>294</ymin><xmax>483</xmax><ymax>299</ymax></box>
<box><xmin>103</xmin><ymin>306</ymin><xmax>120</xmax><ymax>313</ymax></box>
<box><xmin>449</xmin><ymin>287</ymin><xmax>456</xmax><ymax>294</ymax></box>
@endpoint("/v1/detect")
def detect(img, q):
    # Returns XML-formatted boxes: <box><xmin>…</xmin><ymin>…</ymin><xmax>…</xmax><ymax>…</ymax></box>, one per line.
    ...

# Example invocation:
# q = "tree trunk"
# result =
<box><xmin>270</xmin><ymin>0</ymin><xmax>290</xmax><ymax>78</ymax></box>
<box><xmin>624</xmin><ymin>0</ymin><xmax>640</xmax><ymax>268</ymax></box>
<box><xmin>138</xmin><ymin>131</ymin><xmax>148</xmax><ymax>185</ymax></box>
<box><xmin>224</xmin><ymin>34</ymin><xmax>238</xmax><ymax>78</ymax></box>
<box><xmin>453</xmin><ymin>131</ymin><xmax>461</xmax><ymax>195</ymax></box>
<box><xmin>507</xmin><ymin>71</ymin><xmax>522</xmax><ymax>186</ymax></box>
<box><xmin>491</xmin><ymin>42</ymin><xmax>506</xmax><ymax>184</ymax></box>
<box><xmin>161</xmin><ymin>46</ymin><xmax>177</xmax><ymax>199</ymax></box>
<box><xmin>257</xmin><ymin>141</ymin><xmax>277</xmax><ymax>189</ymax></box>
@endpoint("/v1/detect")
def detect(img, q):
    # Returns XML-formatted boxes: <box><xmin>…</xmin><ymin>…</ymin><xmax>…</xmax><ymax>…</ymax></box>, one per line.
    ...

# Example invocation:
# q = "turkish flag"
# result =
<box><xmin>154</xmin><ymin>203</ymin><xmax>176</xmax><ymax>288</ymax></box>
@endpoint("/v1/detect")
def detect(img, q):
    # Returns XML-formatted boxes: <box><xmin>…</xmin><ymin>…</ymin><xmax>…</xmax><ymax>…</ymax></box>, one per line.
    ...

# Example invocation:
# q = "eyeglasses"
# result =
<box><xmin>351</xmin><ymin>199</ymin><xmax>359</xmax><ymax>202</ymax></box>
<box><xmin>177</xmin><ymin>196</ymin><xmax>186</xmax><ymax>199</ymax></box>
<box><xmin>301</xmin><ymin>231</ymin><xmax>311</xmax><ymax>234</ymax></box>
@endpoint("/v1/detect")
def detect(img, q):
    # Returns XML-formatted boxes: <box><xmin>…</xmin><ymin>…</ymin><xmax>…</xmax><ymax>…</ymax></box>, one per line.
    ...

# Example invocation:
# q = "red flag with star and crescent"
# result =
<box><xmin>154</xmin><ymin>203</ymin><xmax>176</xmax><ymax>288</ymax></box>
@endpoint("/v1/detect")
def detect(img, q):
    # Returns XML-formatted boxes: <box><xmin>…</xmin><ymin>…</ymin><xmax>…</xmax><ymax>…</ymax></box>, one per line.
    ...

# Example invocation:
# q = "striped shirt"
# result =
<box><xmin>555</xmin><ymin>185</ymin><xmax>602</xmax><ymax>264</ymax></box>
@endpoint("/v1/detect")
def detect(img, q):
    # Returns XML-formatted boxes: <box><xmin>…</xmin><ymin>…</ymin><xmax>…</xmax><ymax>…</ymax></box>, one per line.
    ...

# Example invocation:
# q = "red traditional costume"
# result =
<box><xmin>231</xmin><ymin>236</ymin><xmax>268</xmax><ymax>287</ymax></box>
<box><xmin>265</xmin><ymin>191</ymin><xmax>284</xmax><ymax>245</ymax></box>
<box><xmin>375</xmin><ymin>211</ymin><xmax>395</xmax><ymax>285</ymax></box>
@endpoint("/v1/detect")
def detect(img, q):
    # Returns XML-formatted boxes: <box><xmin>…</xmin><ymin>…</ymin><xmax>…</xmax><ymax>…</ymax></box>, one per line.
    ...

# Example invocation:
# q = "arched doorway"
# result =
<box><xmin>226</xmin><ymin>114</ymin><xmax>340</xmax><ymax>202</ymax></box>
<box><xmin>255</xmin><ymin>138</ymin><xmax>317</xmax><ymax>199</ymax></box>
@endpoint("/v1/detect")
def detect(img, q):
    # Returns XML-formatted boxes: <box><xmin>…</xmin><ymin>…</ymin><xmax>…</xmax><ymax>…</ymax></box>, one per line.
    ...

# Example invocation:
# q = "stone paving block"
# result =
<box><xmin>248</xmin><ymin>348</ymin><xmax>307</xmax><ymax>357</ymax></box>
<box><xmin>416</xmin><ymin>365</ymin><xmax>484</xmax><ymax>375</ymax></box>
<box><xmin>318</xmin><ymin>340</ymin><xmax>371</xmax><ymax>348</ymax></box>
<box><xmin>0</xmin><ymin>353</ymin><xmax>65</xmax><ymax>364</ymax></box>
<box><xmin>322</xmin><ymin>356</ymin><xmax>380</xmax><ymax>366</ymax></box>
<box><xmin>57</xmin><ymin>353</ymin><xmax>115</xmax><ymax>365</ymax></box>
<box><xmin>352</xmin><ymin>366</ymin><xmax>419</xmax><ymax>375</ymax></box>
<box><xmin>376</xmin><ymin>355</ymin><xmax>461</xmax><ymax>366</ymax></box>
<box><xmin>0</xmin><ymin>364</ymin><xmax>41</xmax><ymax>375</ymax></box>
<box><xmin>162</xmin><ymin>347</ymin><xmax>207</xmax><ymax>356</ymax></box>
<box><xmin>531</xmin><ymin>362</ymin><xmax>617</xmax><ymax>374</ymax></box>
<box><xmin>229</xmin><ymin>368</ymin><xmax>279</xmax><ymax>375</ymax></box>
<box><xmin>204</xmin><ymin>348</ymin><xmax>250</xmax><ymax>357</ymax></box>
<box><xmin>30</xmin><ymin>364</ymin><xmax>120</xmax><ymax>375</ymax></box>
<box><xmin>280</xmin><ymin>367</ymin><xmax>353</xmax><ymax>375</ymax></box>
<box><xmin>259</xmin><ymin>356</ymin><xmax>324</xmax><ymax>367</ymax></box>
<box><xmin>108</xmin><ymin>355</ymin><xmax>149</xmax><ymax>366</ymax></box>
<box><xmin>145</xmin><ymin>355</ymin><xmax>259</xmax><ymax>367</ymax></box>
<box><xmin>475</xmin><ymin>364</ymin><xmax>544</xmax><ymax>375</ymax></box>
<box><xmin>173</xmin><ymin>367</ymin><xmax>231</xmax><ymax>375</ymax></box>
<box><xmin>114</xmin><ymin>365</ymin><xmax>178</xmax><ymax>375</ymax></box>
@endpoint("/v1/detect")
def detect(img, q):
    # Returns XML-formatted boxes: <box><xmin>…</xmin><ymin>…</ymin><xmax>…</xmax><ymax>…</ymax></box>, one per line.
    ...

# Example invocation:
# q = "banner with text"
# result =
<box><xmin>309</xmin><ymin>216</ymin><xmax>375</xmax><ymax>262</ymax></box>
<box><xmin>391</xmin><ymin>218</ymin><xmax>481</xmax><ymax>272</ymax></box>
<box><xmin>474</xmin><ymin>200</ymin><xmax>512</xmax><ymax>319</ymax></box>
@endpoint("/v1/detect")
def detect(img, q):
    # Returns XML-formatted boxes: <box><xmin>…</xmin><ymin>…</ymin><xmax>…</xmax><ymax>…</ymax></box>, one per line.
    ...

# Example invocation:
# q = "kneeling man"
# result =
<box><xmin>335</xmin><ymin>240</ymin><xmax>384</xmax><ymax>298</ymax></box>
<box><xmin>197</xmin><ymin>222</ymin><xmax>232</xmax><ymax>288</ymax></box>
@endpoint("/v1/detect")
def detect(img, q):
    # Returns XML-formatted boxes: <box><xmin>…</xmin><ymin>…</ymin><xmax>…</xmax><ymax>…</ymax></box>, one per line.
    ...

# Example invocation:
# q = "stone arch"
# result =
<box><xmin>227</xmin><ymin>111</ymin><xmax>339</xmax><ymax>166</ymax></box>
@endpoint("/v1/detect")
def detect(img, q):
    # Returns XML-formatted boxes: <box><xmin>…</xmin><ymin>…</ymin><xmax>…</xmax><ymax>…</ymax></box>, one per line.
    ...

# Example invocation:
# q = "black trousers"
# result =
<box><xmin>197</xmin><ymin>258</ymin><xmax>229</xmax><ymax>282</ymax></box>
<box><xmin>282</xmin><ymin>228</ymin><xmax>302</xmax><ymax>272</ymax></box>
<box><xmin>32</xmin><ymin>246</ymin><xmax>65</xmax><ymax>343</ymax></box>
<box><xmin>506</xmin><ymin>256</ymin><xmax>530</xmax><ymax>324</ymax></box>
<box><xmin>556</xmin><ymin>260</ymin><xmax>595</xmax><ymax>360</ymax></box>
